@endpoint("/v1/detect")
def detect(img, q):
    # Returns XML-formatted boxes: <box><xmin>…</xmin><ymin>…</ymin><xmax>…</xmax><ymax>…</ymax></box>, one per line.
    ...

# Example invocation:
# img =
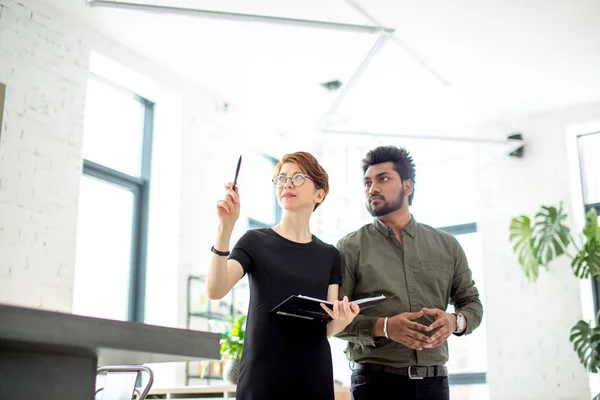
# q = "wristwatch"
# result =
<box><xmin>454</xmin><ymin>313</ymin><xmax>465</xmax><ymax>333</ymax></box>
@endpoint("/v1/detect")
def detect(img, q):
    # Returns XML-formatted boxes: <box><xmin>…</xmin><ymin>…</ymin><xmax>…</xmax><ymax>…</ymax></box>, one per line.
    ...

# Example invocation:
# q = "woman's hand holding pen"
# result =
<box><xmin>216</xmin><ymin>182</ymin><xmax>240</xmax><ymax>230</ymax></box>
<box><xmin>209</xmin><ymin>181</ymin><xmax>242</xmax><ymax>300</ymax></box>
<box><xmin>320</xmin><ymin>296</ymin><xmax>360</xmax><ymax>327</ymax></box>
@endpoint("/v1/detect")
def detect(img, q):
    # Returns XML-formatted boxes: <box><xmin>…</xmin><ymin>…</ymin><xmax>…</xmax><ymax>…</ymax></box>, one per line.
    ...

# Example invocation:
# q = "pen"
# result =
<box><xmin>233</xmin><ymin>155</ymin><xmax>242</xmax><ymax>190</ymax></box>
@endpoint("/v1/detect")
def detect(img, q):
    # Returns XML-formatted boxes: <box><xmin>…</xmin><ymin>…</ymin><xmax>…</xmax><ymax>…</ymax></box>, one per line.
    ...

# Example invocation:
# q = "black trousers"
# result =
<box><xmin>351</xmin><ymin>368</ymin><xmax>449</xmax><ymax>400</ymax></box>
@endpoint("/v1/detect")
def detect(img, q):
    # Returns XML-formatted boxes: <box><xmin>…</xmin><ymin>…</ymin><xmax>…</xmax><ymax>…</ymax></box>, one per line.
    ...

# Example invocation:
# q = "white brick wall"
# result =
<box><xmin>0</xmin><ymin>0</ymin><xmax>89</xmax><ymax>312</ymax></box>
<box><xmin>478</xmin><ymin>102</ymin><xmax>600</xmax><ymax>400</ymax></box>
<box><xmin>0</xmin><ymin>0</ymin><xmax>221</xmax><ymax>324</ymax></box>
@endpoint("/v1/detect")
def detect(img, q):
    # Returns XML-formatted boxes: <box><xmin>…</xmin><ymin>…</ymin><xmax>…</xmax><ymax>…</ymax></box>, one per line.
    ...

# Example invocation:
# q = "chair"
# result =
<box><xmin>95</xmin><ymin>365</ymin><xmax>154</xmax><ymax>400</ymax></box>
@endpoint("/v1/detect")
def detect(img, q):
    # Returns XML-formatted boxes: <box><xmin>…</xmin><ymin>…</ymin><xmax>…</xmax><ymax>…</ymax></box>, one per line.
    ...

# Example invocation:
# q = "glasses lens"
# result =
<box><xmin>274</xmin><ymin>175</ymin><xmax>286</xmax><ymax>187</ymax></box>
<box><xmin>292</xmin><ymin>174</ymin><xmax>306</xmax><ymax>187</ymax></box>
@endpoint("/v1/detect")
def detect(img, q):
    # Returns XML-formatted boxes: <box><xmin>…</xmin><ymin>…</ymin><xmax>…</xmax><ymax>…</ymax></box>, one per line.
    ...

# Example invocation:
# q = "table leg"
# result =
<box><xmin>0</xmin><ymin>348</ymin><xmax>97</xmax><ymax>400</ymax></box>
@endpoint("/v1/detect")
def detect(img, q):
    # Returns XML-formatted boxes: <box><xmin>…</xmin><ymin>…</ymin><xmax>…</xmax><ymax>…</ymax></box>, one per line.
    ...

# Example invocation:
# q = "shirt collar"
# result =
<box><xmin>373</xmin><ymin>215</ymin><xmax>418</xmax><ymax>238</ymax></box>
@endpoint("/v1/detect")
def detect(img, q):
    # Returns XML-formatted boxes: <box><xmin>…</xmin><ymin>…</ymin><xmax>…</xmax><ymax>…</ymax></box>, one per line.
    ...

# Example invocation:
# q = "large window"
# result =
<box><xmin>73</xmin><ymin>75</ymin><xmax>154</xmax><ymax>322</ymax></box>
<box><xmin>578</xmin><ymin>132</ymin><xmax>600</xmax><ymax>312</ymax></box>
<box><xmin>578</xmin><ymin>133</ymin><xmax>600</xmax><ymax>207</ymax></box>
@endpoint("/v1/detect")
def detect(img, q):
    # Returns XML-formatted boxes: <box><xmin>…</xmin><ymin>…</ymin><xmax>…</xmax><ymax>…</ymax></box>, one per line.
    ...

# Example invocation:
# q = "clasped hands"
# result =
<box><xmin>385</xmin><ymin>308</ymin><xmax>457</xmax><ymax>350</ymax></box>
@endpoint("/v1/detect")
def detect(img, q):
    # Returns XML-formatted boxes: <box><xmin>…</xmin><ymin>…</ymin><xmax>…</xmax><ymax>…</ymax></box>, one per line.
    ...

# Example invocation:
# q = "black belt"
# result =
<box><xmin>354</xmin><ymin>363</ymin><xmax>448</xmax><ymax>380</ymax></box>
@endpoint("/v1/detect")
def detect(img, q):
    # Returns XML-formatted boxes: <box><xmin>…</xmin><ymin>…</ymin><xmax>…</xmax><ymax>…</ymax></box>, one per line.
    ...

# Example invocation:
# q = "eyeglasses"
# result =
<box><xmin>272</xmin><ymin>173</ymin><xmax>313</xmax><ymax>188</ymax></box>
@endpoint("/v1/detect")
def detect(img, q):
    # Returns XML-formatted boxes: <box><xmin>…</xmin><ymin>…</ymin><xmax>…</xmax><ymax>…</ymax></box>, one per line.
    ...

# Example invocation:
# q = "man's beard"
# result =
<box><xmin>366</xmin><ymin>187</ymin><xmax>406</xmax><ymax>217</ymax></box>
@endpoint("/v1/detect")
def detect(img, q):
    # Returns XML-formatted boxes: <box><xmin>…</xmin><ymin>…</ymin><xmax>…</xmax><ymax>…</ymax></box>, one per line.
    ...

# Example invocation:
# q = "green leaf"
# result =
<box><xmin>571</xmin><ymin>209</ymin><xmax>600</xmax><ymax>279</ymax></box>
<box><xmin>220</xmin><ymin>314</ymin><xmax>247</xmax><ymax>361</ymax></box>
<box><xmin>570</xmin><ymin>320</ymin><xmax>600</xmax><ymax>373</ymax></box>
<box><xmin>593</xmin><ymin>393</ymin><xmax>600</xmax><ymax>400</ymax></box>
<box><xmin>572</xmin><ymin>237</ymin><xmax>600</xmax><ymax>279</ymax></box>
<box><xmin>583</xmin><ymin>208</ymin><xmax>599</xmax><ymax>242</ymax></box>
<box><xmin>532</xmin><ymin>204</ymin><xmax>570</xmax><ymax>266</ymax></box>
<box><xmin>509</xmin><ymin>215</ymin><xmax>540</xmax><ymax>280</ymax></box>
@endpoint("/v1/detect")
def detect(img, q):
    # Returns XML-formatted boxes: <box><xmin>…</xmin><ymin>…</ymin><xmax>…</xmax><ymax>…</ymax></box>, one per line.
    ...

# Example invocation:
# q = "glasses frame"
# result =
<box><xmin>272</xmin><ymin>173</ymin><xmax>313</xmax><ymax>188</ymax></box>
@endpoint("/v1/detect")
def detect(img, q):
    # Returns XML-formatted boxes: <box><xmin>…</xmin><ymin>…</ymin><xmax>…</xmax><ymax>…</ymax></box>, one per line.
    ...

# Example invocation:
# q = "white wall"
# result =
<box><xmin>177</xmin><ymin>95</ymin><xmax>236</xmax><ymax>320</ymax></box>
<box><xmin>0</xmin><ymin>0</ymin><xmax>225</xmax><ymax>387</ymax></box>
<box><xmin>479</xmin><ymin>102</ymin><xmax>600</xmax><ymax>400</ymax></box>
<box><xmin>0</xmin><ymin>0</ymin><xmax>89</xmax><ymax>311</ymax></box>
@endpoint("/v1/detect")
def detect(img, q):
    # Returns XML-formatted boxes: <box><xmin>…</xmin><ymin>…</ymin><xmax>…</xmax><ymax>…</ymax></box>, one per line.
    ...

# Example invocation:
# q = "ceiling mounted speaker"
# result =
<box><xmin>508</xmin><ymin>133</ymin><xmax>524</xmax><ymax>158</ymax></box>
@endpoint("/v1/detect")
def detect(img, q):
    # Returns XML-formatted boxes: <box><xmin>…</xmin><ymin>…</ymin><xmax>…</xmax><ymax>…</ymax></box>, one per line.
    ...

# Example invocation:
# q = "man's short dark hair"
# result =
<box><xmin>362</xmin><ymin>146</ymin><xmax>416</xmax><ymax>205</ymax></box>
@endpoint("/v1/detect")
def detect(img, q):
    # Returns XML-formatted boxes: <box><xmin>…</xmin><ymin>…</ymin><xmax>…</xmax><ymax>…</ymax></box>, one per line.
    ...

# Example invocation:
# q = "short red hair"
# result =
<box><xmin>273</xmin><ymin>152</ymin><xmax>329</xmax><ymax>210</ymax></box>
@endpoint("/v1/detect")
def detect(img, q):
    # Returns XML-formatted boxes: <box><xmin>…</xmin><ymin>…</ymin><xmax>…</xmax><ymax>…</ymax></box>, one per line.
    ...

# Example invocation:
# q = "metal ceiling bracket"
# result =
<box><xmin>344</xmin><ymin>0</ymin><xmax>450</xmax><ymax>87</ymax></box>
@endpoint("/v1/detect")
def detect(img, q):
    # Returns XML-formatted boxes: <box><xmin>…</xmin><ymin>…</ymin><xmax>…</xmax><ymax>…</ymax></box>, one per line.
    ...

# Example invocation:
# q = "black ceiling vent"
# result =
<box><xmin>321</xmin><ymin>80</ymin><xmax>342</xmax><ymax>91</ymax></box>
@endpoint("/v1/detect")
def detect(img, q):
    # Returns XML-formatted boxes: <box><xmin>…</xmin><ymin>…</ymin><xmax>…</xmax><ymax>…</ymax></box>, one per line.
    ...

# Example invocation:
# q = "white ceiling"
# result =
<box><xmin>48</xmin><ymin>0</ymin><xmax>600</xmax><ymax>154</ymax></box>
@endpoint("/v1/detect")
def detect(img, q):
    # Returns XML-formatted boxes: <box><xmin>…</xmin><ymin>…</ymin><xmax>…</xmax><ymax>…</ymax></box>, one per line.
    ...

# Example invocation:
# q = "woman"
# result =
<box><xmin>207</xmin><ymin>151</ymin><xmax>359</xmax><ymax>400</ymax></box>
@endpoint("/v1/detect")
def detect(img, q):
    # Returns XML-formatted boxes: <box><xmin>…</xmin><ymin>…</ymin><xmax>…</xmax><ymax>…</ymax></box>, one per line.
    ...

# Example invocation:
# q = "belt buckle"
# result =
<box><xmin>408</xmin><ymin>366</ymin><xmax>424</xmax><ymax>380</ymax></box>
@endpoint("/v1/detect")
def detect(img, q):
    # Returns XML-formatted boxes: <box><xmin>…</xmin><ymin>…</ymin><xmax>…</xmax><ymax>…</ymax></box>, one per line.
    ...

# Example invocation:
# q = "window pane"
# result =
<box><xmin>578</xmin><ymin>132</ymin><xmax>600</xmax><ymax>204</ymax></box>
<box><xmin>73</xmin><ymin>175</ymin><xmax>135</xmax><ymax>321</ymax></box>
<box><xmin>244</xmin><ymin>154</ymin><xmax>276</xmax><ymax>224</ymax></box>
<box><xmin>446</xmin><ymin>232</ymin><xmax>487</xmax><ymax>374</ymax></box>
<box><xmin>450</xmin><ymin>384</ymin><xmax>490</xmax><ymax>400</ymax></box>
<box><xmin>83</xmin><ymin>77</ymin><xmax>145</xmax><ymax>176</ymax></box>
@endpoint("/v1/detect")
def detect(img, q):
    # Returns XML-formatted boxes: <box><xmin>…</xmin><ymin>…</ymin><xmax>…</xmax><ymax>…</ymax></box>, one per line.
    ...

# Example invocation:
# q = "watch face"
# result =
<box><xmin>453</xmin><ymin>314</ymin><xmax>461</xmax><ymax>332</ymax></box>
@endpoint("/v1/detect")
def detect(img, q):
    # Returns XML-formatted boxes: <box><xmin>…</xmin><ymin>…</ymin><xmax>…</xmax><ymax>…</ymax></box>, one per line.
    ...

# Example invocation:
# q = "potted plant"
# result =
<box><xmin>220</xmin><ymin>315</ymin><xmax>246</xmax><ymax>385</ymax></box>
<box><xmin>509</xmin><ymin>204</ymin><xmax>600</xmax><ymax>399</ymax></box>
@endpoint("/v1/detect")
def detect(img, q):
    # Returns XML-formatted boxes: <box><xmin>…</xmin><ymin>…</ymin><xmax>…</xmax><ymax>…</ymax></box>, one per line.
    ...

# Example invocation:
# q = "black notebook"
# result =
<box><xmin>269</xmin><ymin>294</ymin><xmax>386</xmax><ymax>323</ymax></box>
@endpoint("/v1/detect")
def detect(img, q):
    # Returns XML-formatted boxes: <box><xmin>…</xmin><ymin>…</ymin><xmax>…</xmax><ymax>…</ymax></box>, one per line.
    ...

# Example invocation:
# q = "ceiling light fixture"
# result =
<box><xmin>86</xmin><ymin>0</ymin><xmax>393</xmax><ymax>34</ymax></box>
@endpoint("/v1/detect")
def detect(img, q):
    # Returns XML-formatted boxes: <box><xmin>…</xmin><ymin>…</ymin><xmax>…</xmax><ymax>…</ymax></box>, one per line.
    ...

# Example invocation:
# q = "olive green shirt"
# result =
<box><xmin>336</xmin><ymin>216</ymin><xmax>483</xmax><ymax>368</ymax></box>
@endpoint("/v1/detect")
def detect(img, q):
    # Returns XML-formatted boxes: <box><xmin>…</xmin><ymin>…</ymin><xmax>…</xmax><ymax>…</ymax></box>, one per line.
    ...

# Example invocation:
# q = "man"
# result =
<box><xmin>336</xmin><ymin>146</ymin><xmax>483</xmax><ymax>400</ymax></box>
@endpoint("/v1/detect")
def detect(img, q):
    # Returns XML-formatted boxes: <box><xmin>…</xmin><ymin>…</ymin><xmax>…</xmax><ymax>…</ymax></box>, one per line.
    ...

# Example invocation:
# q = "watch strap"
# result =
<box><xmin>211</xmin><ymin>245</ymin><xmax>230</xmax><ymax>257</ymax></box>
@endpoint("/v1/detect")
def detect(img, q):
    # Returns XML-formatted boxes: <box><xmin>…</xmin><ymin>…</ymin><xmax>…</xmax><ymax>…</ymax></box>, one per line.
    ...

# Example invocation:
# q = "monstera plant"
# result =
<box><xmin>510</xmin><ymin>204</ymin><xmax>600</xmax><ymax>399</ymax></box>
